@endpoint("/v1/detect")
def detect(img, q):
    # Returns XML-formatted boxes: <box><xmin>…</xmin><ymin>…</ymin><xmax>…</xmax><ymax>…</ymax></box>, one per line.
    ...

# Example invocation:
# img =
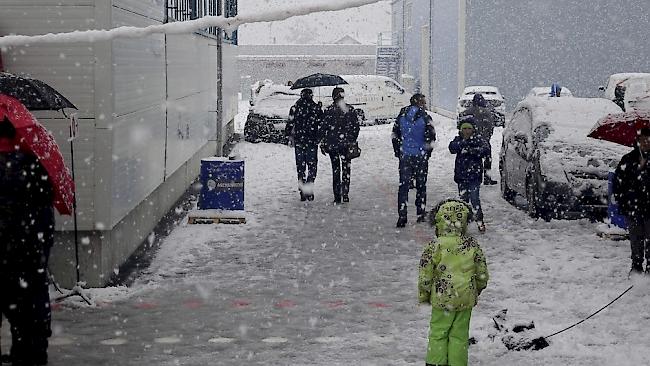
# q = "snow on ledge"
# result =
<box><xmin>0</xmin><ymin>0</ymin><xmax>383</xmax><ymax>47</ymax></box>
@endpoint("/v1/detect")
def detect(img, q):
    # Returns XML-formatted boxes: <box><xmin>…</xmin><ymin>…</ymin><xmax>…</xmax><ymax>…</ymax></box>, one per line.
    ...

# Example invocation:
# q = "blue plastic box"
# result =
<box><xmin>198</xmin><ymin>158</ymin><xmax>244</xmax><ymax>210</ymax></box>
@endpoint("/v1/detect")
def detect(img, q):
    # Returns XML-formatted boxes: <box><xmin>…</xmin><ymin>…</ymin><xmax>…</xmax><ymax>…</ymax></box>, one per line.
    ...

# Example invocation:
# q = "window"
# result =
<box><xmin>405</xmin><ymin>2</ymin><xmax>413</xmax><ymax>28</ymax></box>
<box><xmin>166</xmin><ymin>0</ymin><xmax>237</xmax><ymax>42</ymax></box>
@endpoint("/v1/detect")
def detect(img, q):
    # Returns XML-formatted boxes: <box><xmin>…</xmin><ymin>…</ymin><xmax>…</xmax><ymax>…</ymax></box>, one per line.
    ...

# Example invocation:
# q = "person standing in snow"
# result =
<box><xmin>0</xmin><ymin>117</ymin><xmax>55</xmax><ymax>366</ymax></box>
<box><xmin>392</xmin><ymin>93</ymin><xmax>436</xmax><ymax>228</ymax></box>
<box><xmin>458</xmin><ymin>93</ymin><xmax>497</xmax><ymax>185</ymax></box>
<box><xmin>549</xmin><ymin>82</ymin><xmax>562</xmax><ymax>97</ymax></box>
<box><xmin>449</xmin><ymin>117</ymin><xmax>490</xmax><ymax>232</ymax></box>
<box><xmin>320</xmin><ymin>87</ymin><xmax>360</xmax><ymax>204</ymax></box>
<box><xmin>286</xmin><ymin>88</ymin><xmax>323</xmax><ymax>201</ymax></box>
<box><xmin>418</xmin><ymin>199</ymin><xmax>489</xmax><ymax>366</ymax></box>
<box><xmin>613</xmin><ymin>127</ymin><xmax>650</xmax><ymax>276</ymax></box>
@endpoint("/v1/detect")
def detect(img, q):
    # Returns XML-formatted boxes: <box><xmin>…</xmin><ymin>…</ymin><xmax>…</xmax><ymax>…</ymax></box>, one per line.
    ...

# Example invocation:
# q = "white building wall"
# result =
<box><xmin>0</xmin><ymin>1</ymin><xmax>98</xmax><ymax>231</ymax></box>
<box><xmin>0</xmin><ymin>0</ymin><xmax>235</xmax><ymax>286</ymax></box>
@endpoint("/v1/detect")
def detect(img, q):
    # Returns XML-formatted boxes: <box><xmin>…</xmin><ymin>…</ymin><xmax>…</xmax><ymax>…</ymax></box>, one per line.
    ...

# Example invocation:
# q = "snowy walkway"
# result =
<box><xmin>40</xmin><ymin>114</ymin><xmax>649</xmax><ymax>365</ymax></box>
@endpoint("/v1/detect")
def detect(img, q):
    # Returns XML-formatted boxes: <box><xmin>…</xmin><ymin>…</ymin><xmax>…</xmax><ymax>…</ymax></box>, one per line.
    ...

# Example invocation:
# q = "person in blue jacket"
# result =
<box><xmin>449</xmin><ymin>117</ymin><xmax>490</xmax><ymax>232</ymax></box>
<box><xmin>392</xmin><ymin>93</ymin><xmax>436</xmax><ymax>228</ymax></box>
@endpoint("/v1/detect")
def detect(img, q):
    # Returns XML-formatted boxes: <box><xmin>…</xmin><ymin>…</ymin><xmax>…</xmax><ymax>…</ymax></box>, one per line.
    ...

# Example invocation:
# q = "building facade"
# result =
<box><xmin>393</xmin><ymin>0</ymin><xmax>650</xmax><ymax>114</ymax></box>
<box><xmin>237</xmin><ymin>44</ymin><xmax>376</xmax><ymax>96</ymax></box>
<box><xmin>0</xmin><ymin>0</ymin><xmax>239</xmax><ymax>287</ymax></box>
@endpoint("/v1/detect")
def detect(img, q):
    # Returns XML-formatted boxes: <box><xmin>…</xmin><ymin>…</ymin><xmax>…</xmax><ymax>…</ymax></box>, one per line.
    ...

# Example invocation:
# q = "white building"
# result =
<box><xmin>0</xmin><ymin>0</ymin><xmax>239</xmax><ymax>287</ymax></box>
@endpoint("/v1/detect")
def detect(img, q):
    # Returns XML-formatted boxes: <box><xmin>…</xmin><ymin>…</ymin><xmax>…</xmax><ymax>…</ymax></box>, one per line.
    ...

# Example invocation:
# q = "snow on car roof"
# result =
<box><xmin>607</xmin><ymin>73</ymin><xmax>650</xmax><ymax>84</ymax></box>
<box><xmin>517</xmin><ymin>97</ymin><xmax>622</xmax><ymax>140</ymax></box>
<box><xmin>463</xmin><ymin>86</ymin><xmax>500</xmax><ymax>94</ymax></box>
<box><xmin>528</xmin><ymin>86</ymin><xmax>574</xmax><ymax>97</ymax></box>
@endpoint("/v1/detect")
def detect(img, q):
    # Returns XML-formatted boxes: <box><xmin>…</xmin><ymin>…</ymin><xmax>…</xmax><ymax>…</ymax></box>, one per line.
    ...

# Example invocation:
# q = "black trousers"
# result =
<box><xmin>398</xmin><ymin>155</ymin><xmax>429</xmax><ymax>219</ymax></box>
<box><xmin>628</xmin><ymin>218</ymin><xmax>650</xmax><ymax>271</ymax></box>
<box><xmin>329</xmin><ymin>151</ymin><xmax>351</xmax><ymax>202</ymax></box>
<box><xmin>1</xmin><ymin>214</ymin><xmax>53</xmax><ymax>365</ymax></box>
<box><xmin>294</xmin><ymin>142</ymin><xmax>318</xmax><ymax>185</ymax></box>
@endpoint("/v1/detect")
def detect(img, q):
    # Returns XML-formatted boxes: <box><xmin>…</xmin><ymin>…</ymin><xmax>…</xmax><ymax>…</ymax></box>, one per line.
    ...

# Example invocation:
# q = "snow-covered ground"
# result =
<box><xmin>24</xmin><ymin>112</ymin><xmax>650</xmax><ymax>365</ymax></box>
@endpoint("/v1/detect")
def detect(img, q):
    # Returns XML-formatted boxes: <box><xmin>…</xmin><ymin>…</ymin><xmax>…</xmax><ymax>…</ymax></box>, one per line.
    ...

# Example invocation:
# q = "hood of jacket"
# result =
<box><xmin>434</xmin><ymin>200</ymin><xmax>470</xmax><ymax>237</ymax></box>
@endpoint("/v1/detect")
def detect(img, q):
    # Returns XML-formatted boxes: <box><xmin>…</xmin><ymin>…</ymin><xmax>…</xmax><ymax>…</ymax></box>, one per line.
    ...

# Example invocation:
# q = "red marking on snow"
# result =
<box><xmin>133</xmin><ymin>302</ymin><xmax>157</xmax><ymax>310</ymax></box>
<box><xmin>232</xmin><ymin>299</ymin><xmax>250</xmax><ymax>308</ymax></box>
<box><xmin>324</xmin><ymin>300</ymin><xmax>346</xmax><ymax>309</ymax></box>
<box><xmin>368</xmin><ymin>302</ymin><xmax>391</xmax><ymax>309</ymax></box>
<box><xmin>50</xmin><ymin>302</ymin><xmax>62</xmax><ymax>311</ymax></box>
<box><xmin>183</xmin><ymin>299</ymin><xmax>204</xmax><ymax>309</ymax></box>
<box><xmin>274</xmin><ymin>300</ymin><xmax>296</xmax><ymax>309</ymax></box>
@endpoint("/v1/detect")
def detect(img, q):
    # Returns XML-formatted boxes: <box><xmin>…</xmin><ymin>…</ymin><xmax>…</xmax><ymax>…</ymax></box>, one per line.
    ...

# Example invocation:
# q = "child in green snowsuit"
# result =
<box><xmin>418</xmin><ymin>199</ymin><xmax>489</xmax><ymax>366</ymax></box>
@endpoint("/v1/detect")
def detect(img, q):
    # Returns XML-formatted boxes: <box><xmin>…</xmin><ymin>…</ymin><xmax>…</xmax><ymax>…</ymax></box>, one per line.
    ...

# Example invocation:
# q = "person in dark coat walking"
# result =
<box><xmin>392</xmin><ymin>93</ymin><xmax>436</xmax><ymax>228</ymax></box>
<box><xmin>286</xmin><ymin>88</ymin><xmax>323</xmax><ymax>201</ymax></box>
<box><xmin>613</xmin><ymin>127</ymin><xmax>650</xmax><ymax>275</ymax></box>
<box><xmin>321</xmin><ymin>87</ymin><xmax>360</xmax><ymax>204</ymax></box>
<box><xmin>449</xmin><ymin>117</ymin><xmax>490</xmax><ymax>233</ymax></box>
<box><xmin>0</xmin><ymin>117</ymin><xmax>54</xmax><ymax>366</ymax></box>
<box><xmin>458</xmin><ymin>94</ymin><xmax>497</xmax><ymax>185</ymax></box>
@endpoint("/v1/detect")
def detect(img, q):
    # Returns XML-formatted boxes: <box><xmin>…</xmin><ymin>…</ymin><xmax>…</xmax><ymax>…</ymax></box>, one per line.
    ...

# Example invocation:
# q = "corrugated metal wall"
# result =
<box><xmin>0</xmin><ymin>1</ymin><xmax>97</xmax><ymax>230</ymax></box>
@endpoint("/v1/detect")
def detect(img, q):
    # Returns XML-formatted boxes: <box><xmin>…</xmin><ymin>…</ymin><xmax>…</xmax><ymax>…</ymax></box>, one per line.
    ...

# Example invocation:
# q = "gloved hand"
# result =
<box><xmin>320</xmin><ymin>145</ymin><xmax>328</xmax><ymax>155</ymax></box>
<box><xmin>287</xmin><ymin>136</ymin><xmax>294</xmax><ymax>148</ymax></box>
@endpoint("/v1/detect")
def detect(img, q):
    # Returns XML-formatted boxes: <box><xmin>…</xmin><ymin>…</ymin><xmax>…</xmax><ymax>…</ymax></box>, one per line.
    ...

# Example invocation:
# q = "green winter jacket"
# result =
<box><xmin>418</xmin><ymin>200</ymin><xmax>489</xmax><ymax>311</ymax></box>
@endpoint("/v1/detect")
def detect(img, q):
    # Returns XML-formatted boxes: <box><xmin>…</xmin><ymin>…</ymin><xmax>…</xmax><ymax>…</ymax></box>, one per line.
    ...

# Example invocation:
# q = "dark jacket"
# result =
<box><xmin>321</xmin><ymin>101</ymin><xmax>360</xmax><ymax>154</ymax></box>
<box><xmin>286</xmin><ymin>96</ymin><xmax>323</xmax><ymax>143</ymax></box>
<box><xmin>448</xmin><ymin>135</ymin><xmax>489</xmax><ymax>183</ymax></box>
<box><xmin>392</xmin><ymin>105</ymin><xmax>436</xmax><ymax>158</ymax></box>
<box><xmin>0</xmin><ymin>150</ymin><xmax>54</xmax><ymax>272</ymax></box>
<box><xmin>613</xmin><ymin>148</ymin><xmax>650</xmax><ymax>221</ymax></box>
<box><xmin>459</xmin><ymin>105</ymin><xmax>496</xmax><ymax>140</ymax></box>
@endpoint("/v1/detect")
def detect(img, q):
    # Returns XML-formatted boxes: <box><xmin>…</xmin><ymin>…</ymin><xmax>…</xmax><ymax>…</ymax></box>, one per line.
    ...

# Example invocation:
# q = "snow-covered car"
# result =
<box><xmin>244</xmin><ymin>82</ymin><xmax>367</xmax><ymax>144</ymax></box>
<box><xmin>527</xmin><ymin>86</ymin><xmax>574</xmax><ymax>98</ymax></box>
<box><xmin>599</xmin><ymin>73</ymin><xmax>650</xmax><ymax>111</ymax></box>
<box><xmin>623</xmin><ymin>79</ymin><xmax>650</xmax><ymax>112</ymax></box>
<box><xmin>244</xmin><ymin>84</ymin><xmax>299</xmax><ymax>143</ymax></box>
<box><xmin>456</xmin><ymin>86</ymin><xmax>506</xmax><ymax>126</ymax></box>
<box><xmin>499</xmin><ymin>96</ymin><xmax>627</xmax><ymax>221</ymax></box>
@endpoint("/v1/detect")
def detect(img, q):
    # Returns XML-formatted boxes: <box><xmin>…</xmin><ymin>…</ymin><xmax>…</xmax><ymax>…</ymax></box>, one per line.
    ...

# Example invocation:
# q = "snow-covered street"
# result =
<box><xmin>34</xmin><ymin>113</ymin><xmax>650</xmax><ymax>365</ymax></box>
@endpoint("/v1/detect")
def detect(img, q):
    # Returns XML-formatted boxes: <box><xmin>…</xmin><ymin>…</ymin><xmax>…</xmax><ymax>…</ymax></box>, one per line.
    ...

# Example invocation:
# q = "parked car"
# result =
<box><xmin>527</xmin><ymin>86</ymin><xmax>574</xmax><ymax>98</ymax></box>
<box><xmin>457</xmin><ymin>86</ymin><xmax>506</xmax><ymax>126</ymax></box>
<box><xmin>244</xmin><ymin>83</ymin><xmax>368</xmax><ymax>144</ymax></box>
<box><xmin>499</xmin><ymin>96</ymin><xmax>627</xmax><ymax>221</ymax></box>
<box><xmin>623</xmin><ymin>78</ymin><xmax>650</xmax><ymax>112</ymax></box>
<box><xmin>599</xmin><ymin>73</ymin><xmax>650</xmax><ymax>111</ymax></box>
<box><xmin>244</xmin><ymin>84</ymin><xmax>299</xmax><ymax>143</ymax></box>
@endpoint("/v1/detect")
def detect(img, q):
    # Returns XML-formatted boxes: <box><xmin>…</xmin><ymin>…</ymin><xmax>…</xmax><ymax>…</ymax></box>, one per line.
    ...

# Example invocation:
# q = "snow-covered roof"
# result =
<box><xmin>607</xmin><ymin>73</ymin><xmax>650</xmax><ymax>85</ymax></box>
<box><xmin>463</xmin><ymin>86</ymin><xmax>500</xmax><ymax>94</ymax></box>
<box><xmin>340</xmin><ymin>74</ymin><xmax>398</xmax><ymax>83</ymax></box>
<box><xmin>528</xmin><ymin>86</ymin><xmax>574</xmax><ymax>98</ymax></box>
<box><xmin>516</xmin><ymin>97</ymin><xmax>621</xmax><ymax>138</ymax></box>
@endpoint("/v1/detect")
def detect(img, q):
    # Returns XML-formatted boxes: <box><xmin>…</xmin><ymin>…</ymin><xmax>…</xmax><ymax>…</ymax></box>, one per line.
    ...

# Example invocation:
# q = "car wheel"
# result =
<box><xmin>500</xmin><ymin>166</ymin><xmax>516</xmax><ymax>204</ymax></box>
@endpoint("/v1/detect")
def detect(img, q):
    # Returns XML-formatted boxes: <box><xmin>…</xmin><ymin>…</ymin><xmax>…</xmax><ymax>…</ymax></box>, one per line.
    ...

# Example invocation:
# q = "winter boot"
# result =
<box><xmin>396</xmin><ymin>217</ymin><xmax>407</xmax><ymax>228</ymax></box>
<box><xmin>306</xmin><ymin>194</ymin><xmax>314</xmax><ymax>201</ymax></box>
<box><xmin>299</xmin><ymin>190</ymin><xmax>306</xmax><ymax>201</ymax></box>
<box><xmin>483</xmin><ymin>174</ymin><xmax>497</xmax><ymax>185</ymax></box>
<box><xmin>477</xmin><ymin>221</ymin><xmax>486</xmax><ymax>233</ymax></box>
<box><xmin>416</xmin><ymin>214</ymin><xmax>427</xmax><ymax>223</ymax></box>
<box><xmin>342</xmin><ymin>195</ymin><xmax>349</xmax><ymax>203</ymax></box>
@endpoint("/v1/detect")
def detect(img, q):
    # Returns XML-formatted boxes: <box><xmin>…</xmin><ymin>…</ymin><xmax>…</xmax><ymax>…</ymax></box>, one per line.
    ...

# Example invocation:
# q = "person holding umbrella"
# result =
<box><xmin>0</xmin><ymin>94</ymin><xmax>74</xmax><ymax>366</ymax></box>
<box><xmin>321</xmin><ymin>87</ymin><xmax>360</xmax><ymax>204</ymax></box>
<box><xmin>613</xmin><ymin>128</ymin><xmax>650</xmax><ymax>276</ymax></box>
<box><xmin>285</xmin><ymin>88</ymin><xmax>323</xmax><ymax>201</ymax></box>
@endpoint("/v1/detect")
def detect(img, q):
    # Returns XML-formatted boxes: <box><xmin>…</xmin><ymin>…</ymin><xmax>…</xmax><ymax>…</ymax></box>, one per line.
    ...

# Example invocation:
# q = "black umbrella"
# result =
<box><xmin>0</xmin><ymin>72</ymin><xmax>77</xmax><ymax>111</ymax></box>
<box><xmin>291</xmin><ymin>73</ymin><xmax>348</xmax><ymax>89</ymax></box>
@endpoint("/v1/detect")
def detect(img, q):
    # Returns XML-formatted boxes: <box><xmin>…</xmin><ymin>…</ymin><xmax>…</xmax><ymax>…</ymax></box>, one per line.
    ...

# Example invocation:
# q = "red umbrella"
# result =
<box><xmin>0</xmin><ymin>94</ymin><xmax>74</xmax><ymax>215</ymax></box>
<box><xmin>588</xmin><ymin>110</ymin><xmax>650</xmax><ymax>147</ymax></box>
